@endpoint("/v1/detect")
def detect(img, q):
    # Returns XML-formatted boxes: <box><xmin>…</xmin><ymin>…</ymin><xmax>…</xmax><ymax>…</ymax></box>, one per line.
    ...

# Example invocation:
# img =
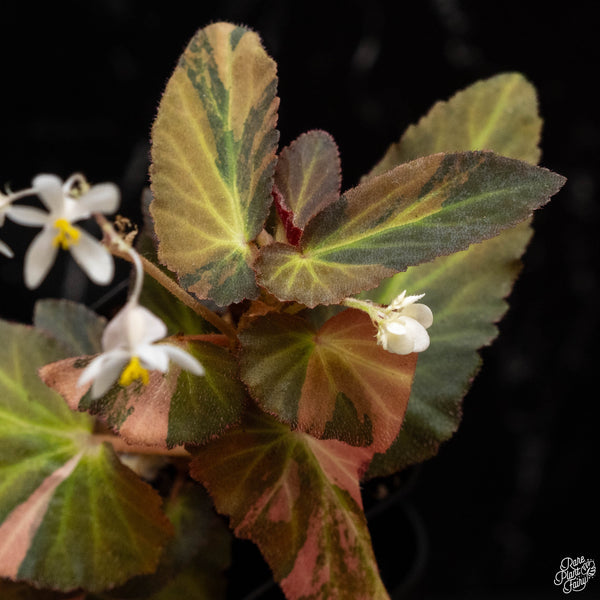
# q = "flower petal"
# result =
<box><xmin>0</xmin><ymin>238</ymin><xmax>13</xmax><ymax>258</ymax></box>
<box><xmin>24</xmin><ymin>228</ymin><xmax>58</xmax><ymax>289</ymax></box>
<box><xmin>137</xmin><ymin>344</ymin><xmax>170</xmax><ymax>372</ymax></box>
<box><xmin>32</xmin><ymin>174</ymin><xmax>65</xmax><ymax>214</ymax></box>
<box><xmin>129</xmin><ymin>306</ymin><xmax>168</xmax><ymax>345</ymax></box>
<box><xmin>6</xmin><ymin>205</ymin><xmax>50</xmax><ymax>227</ymax></box>
<box><xmin>402</xmin><ymin>317</ymin><xmax>430</xmax><ymax>353</ymax></box>
<box><xmin>90</xmin><ymin>354</ymin><xmax>130</xmax><ymax>399</ymax></box>
<box><xmin>77</xmin><ymin>349</ymin><xmax>128</xmax><ymax>386</ymax></box>
<box><xmin>379</xmin><ymin>315</ymin><xmax>430</xmax><ymax>355</ymax></box>
<box><xmin>78</xmin><ymin>183</ymin><xmax>120</xmax><ymax>216</ymax></box>
<box><xmin>160</xmin><ymin>344</ymin><xmax>205</xmax><ymax>376</ymax></box>
<box><xmin>101</xmin><ymin>306</ymin><xmax>131</xmax><ymax>352</ymax></box>
<box><xmin>101</xmin><ymin>303</ymin><xmax>168</xmax><ymax>353</ymax></box>
<box><xmin>69</xmin><ymin>228</ymin><xmax>114</xmax><ymax>285</ymax></box>
<box><xmin>402</xmin><ymin>303</ymin><xmax>433</xmax><ymax>329</ymax></box>
<box><xmin>383</xmin><ymin>319</ymin><xmax>415</xmax><ymax>355</ymax></box>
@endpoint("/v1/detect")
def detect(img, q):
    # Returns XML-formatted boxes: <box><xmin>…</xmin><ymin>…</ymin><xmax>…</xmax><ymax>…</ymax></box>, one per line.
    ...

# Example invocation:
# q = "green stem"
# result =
<box><xmin>341</xmin><ymin>296</ymin><xmax>380</xmax><ymax>319</ymax></box>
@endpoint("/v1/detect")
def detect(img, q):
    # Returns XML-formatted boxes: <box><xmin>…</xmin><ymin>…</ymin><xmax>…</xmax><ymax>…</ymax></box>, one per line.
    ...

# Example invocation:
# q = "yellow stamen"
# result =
<box><xmin>52</xmin><ymin>218</ymin><xmax>80</xmax><ymax>250</ymax></box>
<box><xmin>119</xmin><ymin>356</ymin><xmax>150</xmax><ymax>387</ymax></box>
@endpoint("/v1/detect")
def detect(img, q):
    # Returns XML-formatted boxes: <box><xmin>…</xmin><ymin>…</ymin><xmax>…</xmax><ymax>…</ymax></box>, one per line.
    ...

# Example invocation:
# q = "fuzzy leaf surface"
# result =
<box><xmin>363</xmin><ymin>73</ymin><xmax>548</xmax><ymax>476</ymax></box>
<box><xmin>0</xmin><ymin>321</ymin><xmax>172</xmax><ymax>591</ymax></box>
<box><xmin>136</xmin><ymin>189</ymin><xmax>214</xmax><ymax>336</ymax></box>
<box><xmin>190</xmin><ymin>408</ymin><xmax>390</xmax><ymax>600</ymax></box>
<box><xmin>40</xmin><ymin>339</ymin><xmax>245</xmax><ymax>449</ymax></box>
<box><xmin>368</xmin><ymin>72</ymin><xmax>542</xmax><ymax>177</ymax></box>
<box><xmin>138</xmin><ymin>275</ymin><xmax>215</xmax><ymax>337</ymax></box>
<box><xmin>239</xmin><ymin>309</ymin><xmax>416</xmax><ymax>451</ymax></box>
<box><xmin>257</xmin><ymin>151</ymin><xmax>564</xmax><ymax>307</ymax></box>
<box><xmin>150</xmin><ymin>22</ymin><xmax>279</xmax><ymax>305</ymax></box>
<box><xmin>273</xmin><ymin>130</ymin><xmax>341</xmax><ymax>243</ymax></box>
<box><xmin>93</xmin><ymin>483</ymin><xmax>230</xmax><ymax>600</ymax></box>
<box><xmin>33</xmin><ymin>299</ymin><xmax>105</xmax><ymax>356</ymax></box>
<box><xmin>365</xmin><ymin>225</ymin><xmax>532</xmax><ymax>476</ymax></box>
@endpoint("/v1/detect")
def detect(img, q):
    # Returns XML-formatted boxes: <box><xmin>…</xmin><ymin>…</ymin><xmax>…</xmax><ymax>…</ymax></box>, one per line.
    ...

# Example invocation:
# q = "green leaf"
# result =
<box><xmin>40</xmin><ymin>340</ymin><xmax>245</xmax><ymax>449</ymax></box>
<box><xmin>365</xmin><ymin>224</ymin><xmax>531</xmax><ymax>477</ymax></box>
<box><xmin>257</xmin><ymin>150</ymin><xmax>564</xmax><ymax>307</ymax></box>
<box><xmin>145</xmin><ymin>484</ymin><xmax>229</xmax><ymax>600</ymax></box>
<box><xmin>0</xmin><ymin>320</ymin><xmax>172</xmax><ymax>591</ymax></box>
<box><xmin>239</xmin><ymin>309</ymin><xmax>416</xmax><ymax>452</ymax></box>
<box><xmin>362</xmin><ymin>73</ymin><xmax>549</xmax><ymax>477</ymax></box>
<box><xmin>16</xmin><ymin>444</ymin><xmax>172</xmax><ymax>592</ymax></box>
<box><xmin>136</xmin><ymin>188</ymin><xmax>215</xmax><ymax>337</ymax></box>
<box><xmin>161</xmin><ymin>483</ymin><xmax>230</xmax><ymax>578</ymax></box>
<box><xmin>273</xmin><ymin>130</ymin><xmax>341</xmax><ymax>243</ymax></box>
<box><xmin>33</xmin><ymin>299</ymin><xmax>105</xmax><ymax>356</ymax></box>
<box><xmin>96</xmin><ymin>482</ymin><xmax>230</xmax><ymax>600</ymax></box>
<box><xmin>368</xmin><ymin>72</ymin><xmax>542</xmax><ymax>176</ymax></box>
<box><xmin>135</xmin><ymin>188</ymin><xmax>214</xmax><ymax>335</ymax></box>
<box><xmin>138</xmin><ymin>275</ymin><xmax>215</xmax><ymax>337</ymax></box>
<box><xmin>190</xmin><ymin>408</ymin><xmax>390</xmax><ymax>600</ymax></box>
<box><xmin>150</xmin><ymin>22</ymin><xmax>279</xmax><ymax>306</ymax></box>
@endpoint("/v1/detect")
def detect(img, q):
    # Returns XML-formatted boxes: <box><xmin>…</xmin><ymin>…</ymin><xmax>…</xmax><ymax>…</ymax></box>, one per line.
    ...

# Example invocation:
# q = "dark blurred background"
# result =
<box><xmin>0</xmin><ymin>1</ymin><xmax>598</xmax><ymax>598</ymax></box>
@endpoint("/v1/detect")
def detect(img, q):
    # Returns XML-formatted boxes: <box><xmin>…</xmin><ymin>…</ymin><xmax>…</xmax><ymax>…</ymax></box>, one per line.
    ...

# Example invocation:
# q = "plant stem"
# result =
<box><xmin>92</xmin><ymin>434</ymin><xmax>190</xmax><ymax>458</ymax></box>
<box><xmin>342</xmin><ymin>296</ymin><xmax>378</xmax><ymax>318</ymax></box>
<box><xmin>137</xmin><ymin>254</ymin><xmax>238</xmax><ymax>342</ymax></box>
<box><xmin>96</xmin><ymin>214</ymin><xmax>238</xmax><ymax>345</ymax></box>
<box><xmin>175</xmin><ymin>333</ymin><xmax>230</xmax><ymax>347</ymax></box>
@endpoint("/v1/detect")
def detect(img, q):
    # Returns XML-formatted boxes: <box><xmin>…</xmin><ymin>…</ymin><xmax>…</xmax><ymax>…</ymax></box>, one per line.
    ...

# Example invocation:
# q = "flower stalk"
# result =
<box><xmin>97</xmin><ymin>214</ymin><xmax>238</xmax><ymax>345</ymax></box>
<box><xmin>91</xmin><ymin>434</ymin><xmax>190</xmax><ymax>458</ymax></box>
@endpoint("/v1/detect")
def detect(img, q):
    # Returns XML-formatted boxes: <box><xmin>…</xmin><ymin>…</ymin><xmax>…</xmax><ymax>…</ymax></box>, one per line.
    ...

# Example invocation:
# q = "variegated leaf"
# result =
<box><xmin>368</xmin><ymin>72</ymin><xmax>542</xmax><ymax>177</ymax></box>
<box><xmin>190</xmin><ymin>408</ymin><xmax>390</xmax><ymax>600</ymax></box>
<box><xmin>40</xmin><ymin>339</ymin><xmax>245</xmax><ymax>449</ymax></box>
<box><xmin>0</xmin><ymin>320</ymin><xmax>172</xmax><ymax>591</ymax></box>
<box><xmin>239</xmin><ymin>309</ymin><xmax>416</xmax><ymax>452</ymax></box>
<box><xmin>150</xmin><ymin>22</ymin><xmax>279</xmax><ymax>305</ymax></box>
<box><xmin>257</xmin><ymin>151</ymin><xmax>564</xmax><ymax>307</ymax></box>
<box><xmin>273</xmin><ymin>130</ymin><xmax>341</xmax><ymax>244</ymax></box>
<box><xmin>363</xmin><ymin>73</ymin><xmax>550</xmax><ymax>477</ymax></box>
<box><xmin>90</xmin><ymin>483</ymin><xmax>231</xmax><ymax>600</ymax></box>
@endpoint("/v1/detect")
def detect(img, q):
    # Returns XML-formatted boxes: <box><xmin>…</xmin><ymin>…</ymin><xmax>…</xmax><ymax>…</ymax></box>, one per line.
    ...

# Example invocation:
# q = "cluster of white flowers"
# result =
<box><xmin>2</xmin><ymin>172</ymin><xmax>432</xmax><ymax>396</ymax></box>
<box><xmin>1</xmin><ymin>173</ymin><xmax>204</xmax><ymax>399</ymax></box>
<box><xmin>374</xmin><ymin>291</ymin><xmax>433</xmax><ymax>355</ymax></box>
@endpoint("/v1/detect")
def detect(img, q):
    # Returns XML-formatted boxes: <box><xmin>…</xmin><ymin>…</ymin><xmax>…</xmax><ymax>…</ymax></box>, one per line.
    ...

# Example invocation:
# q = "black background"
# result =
<box><xmin>0</xmin><ymin>1</ymin><xmax>598</xmax><ymax>599</ymax></box>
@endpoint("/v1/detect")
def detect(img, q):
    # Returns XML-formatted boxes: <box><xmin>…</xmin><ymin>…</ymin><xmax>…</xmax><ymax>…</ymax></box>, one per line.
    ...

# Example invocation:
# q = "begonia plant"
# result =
<box><xmin>0</xmin><ymin>22</ymin><xmax>565</xmax><ymax>600</ymax></box>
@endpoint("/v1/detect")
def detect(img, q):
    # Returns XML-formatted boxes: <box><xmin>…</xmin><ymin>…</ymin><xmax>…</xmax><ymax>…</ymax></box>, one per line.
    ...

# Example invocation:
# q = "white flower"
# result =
<box><xmin>376</xmin><ymin>291</ymin><xmax>433</xmax><ymax>355</ymax></box>
<box><xmin>0</xmin><ymin>191</ymin><xmax>15</xmax><ymax>257</ymax></box>
<box><xmin>7</xmin><ymin>173</ymin><xmax>119</xmax><ymax>288</ymax></box>
<box><xmin>78</xmin><ymin>242</ymin><xmax>204</xmax><ymax>399</ymax></box>
<box><xmin>78</xmin><ymin>302</ymin><xmax>205</xmax><ymax>399</ymax></box>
